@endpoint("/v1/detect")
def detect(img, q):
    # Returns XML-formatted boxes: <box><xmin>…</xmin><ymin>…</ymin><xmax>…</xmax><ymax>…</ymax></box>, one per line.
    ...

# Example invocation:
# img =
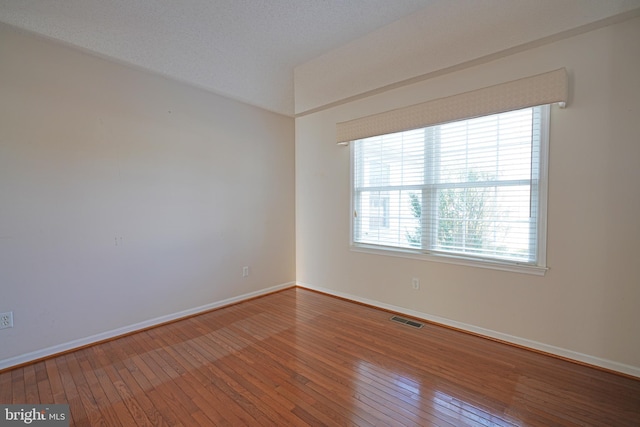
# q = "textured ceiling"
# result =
<box><xmin>0</xmin><ymin>0</ymin><xmax>432</xmax><ymax>116</ymax></box>
<box><xmin>1</xmin><ymin>1</ymin><xmax>639</xmax><ymax>116</ymax></box>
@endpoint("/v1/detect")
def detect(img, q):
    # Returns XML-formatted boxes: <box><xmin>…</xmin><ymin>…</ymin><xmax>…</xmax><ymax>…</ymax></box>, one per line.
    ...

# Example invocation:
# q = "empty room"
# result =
<box><xmin>1</xmin><ymin>1</ymin><xmax>639</xmax><ymax>425</ymax></box>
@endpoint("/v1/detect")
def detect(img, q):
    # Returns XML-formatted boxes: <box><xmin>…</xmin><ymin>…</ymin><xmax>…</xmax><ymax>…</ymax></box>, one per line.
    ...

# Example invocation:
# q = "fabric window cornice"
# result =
<box><xmin>336</xmin><ymin>68</ymin><xmax>568</xmax><ymax>144</ymax></box>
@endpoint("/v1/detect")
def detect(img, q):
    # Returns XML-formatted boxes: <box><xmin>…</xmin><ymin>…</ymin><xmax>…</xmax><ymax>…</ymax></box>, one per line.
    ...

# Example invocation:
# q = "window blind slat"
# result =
<box><xmin>337</xmin><ymin>68</ymin><xmax>567</xmax><ymax>144</ymax></box>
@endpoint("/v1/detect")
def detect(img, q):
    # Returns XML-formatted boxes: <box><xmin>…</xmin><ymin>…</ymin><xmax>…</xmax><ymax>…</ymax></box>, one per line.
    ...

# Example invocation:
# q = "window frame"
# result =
<box><xmin>349</xmin><ymin>105</ymin><xmax>550</xmax><ymax>276</ymax></box>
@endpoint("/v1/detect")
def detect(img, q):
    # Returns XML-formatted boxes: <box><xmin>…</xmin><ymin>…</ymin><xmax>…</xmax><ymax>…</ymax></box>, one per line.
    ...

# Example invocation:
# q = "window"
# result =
<box><xmin>341</xmin><ymin>69</ymin><xmax>567</xmax><ymax>273</ymax></box>
<box><xmin>351</xmin><ymin>105</ymin><xmax>549</xmax><ymax>270</ymax></box>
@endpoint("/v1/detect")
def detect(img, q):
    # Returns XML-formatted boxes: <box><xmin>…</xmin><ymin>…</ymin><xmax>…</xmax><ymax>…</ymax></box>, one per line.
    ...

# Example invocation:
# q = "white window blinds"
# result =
<box><xmin>337</xmin><ymin>68</ymin><xmax>567</xmax><ymax>144</ymax></box>
<box><xmin>352</xmin><ymin>105</ymin><xmax>550</xmax><ymax>265</ymax></box>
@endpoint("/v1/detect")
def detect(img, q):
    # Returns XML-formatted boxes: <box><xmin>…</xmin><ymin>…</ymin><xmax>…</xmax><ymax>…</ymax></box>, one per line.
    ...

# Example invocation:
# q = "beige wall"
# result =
<box><xmin>0</xmin><ymin>24</ymin><xmax>295</xmax><ymax>366</ymax></box>
<box><xmin>294</xmin><ymin>3</ymin><xmax>640</xmax><ymax>114</ymax></box>
<box><xmin>296</xmin><ymin>17</ymin><xmax>640</xmax><ymax>375</ymax></box>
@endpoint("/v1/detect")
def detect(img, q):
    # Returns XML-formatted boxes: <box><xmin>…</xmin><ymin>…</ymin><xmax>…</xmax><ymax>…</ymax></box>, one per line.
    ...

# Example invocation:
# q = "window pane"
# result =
<box><xmin>356</xmin><ymin>190</ymin><xmax>421</xmax><ymax>249</ymax></box>
<box><xmin>433</xmin><ymin>185</ymin><xmax>534</xmax><ymax>261</ymax></box>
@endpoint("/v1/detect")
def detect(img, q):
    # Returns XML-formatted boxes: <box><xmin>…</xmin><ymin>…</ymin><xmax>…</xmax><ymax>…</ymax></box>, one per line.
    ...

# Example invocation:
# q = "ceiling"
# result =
<box><xmin>0</xmin><ymin>0</ymin><xmax>431</xmax><ymax>116</ymax></box>
<box><xmin>1</xmin><ymin>1</ymin><xmax>639</xmax><ymax>116</ymax></box>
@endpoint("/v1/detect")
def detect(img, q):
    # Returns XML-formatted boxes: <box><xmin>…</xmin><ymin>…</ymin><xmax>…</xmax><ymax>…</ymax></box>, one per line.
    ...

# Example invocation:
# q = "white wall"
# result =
<box><xmin>296</xmin><ymin>17</ymin><xmax>640</xmax><ymax>375</ymax></box>
<box><xmin>0</xmin><ymin>24</ymin><xmax>295</xmax><ymax>365</ymax></box>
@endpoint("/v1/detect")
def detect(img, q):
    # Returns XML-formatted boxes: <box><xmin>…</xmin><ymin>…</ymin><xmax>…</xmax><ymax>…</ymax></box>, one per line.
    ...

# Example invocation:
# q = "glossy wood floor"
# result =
<box><xmin>2</xmin><ymin>288</ymin><xmax>639</xmax><ymax>426</ymax></box>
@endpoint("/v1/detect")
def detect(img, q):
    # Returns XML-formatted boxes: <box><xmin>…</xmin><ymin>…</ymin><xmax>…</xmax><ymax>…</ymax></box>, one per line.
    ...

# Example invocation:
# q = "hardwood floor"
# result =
<box><xmin>1</xmin><ymin>287</ymin><xmax>639</xmax><ymax>426</ymax></box>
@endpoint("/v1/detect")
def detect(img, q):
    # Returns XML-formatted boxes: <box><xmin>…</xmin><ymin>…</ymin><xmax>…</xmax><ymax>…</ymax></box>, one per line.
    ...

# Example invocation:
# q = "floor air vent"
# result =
<box><xmin>390</xmin><ymin>316</ymin><xmax>424</xmax><ymax>329</ymax></box>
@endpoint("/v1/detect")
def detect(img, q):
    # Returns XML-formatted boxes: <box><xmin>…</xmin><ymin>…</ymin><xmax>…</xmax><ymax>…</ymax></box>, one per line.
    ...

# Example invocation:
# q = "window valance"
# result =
<box><xmin>336</xmin><ymin>68</ymin><xmax>568</xmax><ymax>145</ymax></box>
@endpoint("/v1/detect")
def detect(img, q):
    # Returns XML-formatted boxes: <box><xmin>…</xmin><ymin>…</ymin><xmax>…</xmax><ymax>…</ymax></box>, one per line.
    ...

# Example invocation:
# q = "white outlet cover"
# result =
<box><xmin>0</xmin><ymin>311</ymin><xmax>13</xmax><ymax>329</ymax></box>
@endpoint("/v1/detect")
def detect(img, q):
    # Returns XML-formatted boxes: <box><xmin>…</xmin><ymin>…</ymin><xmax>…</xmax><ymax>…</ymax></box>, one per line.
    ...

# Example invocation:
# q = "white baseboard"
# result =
<box><xmin>0</xmin><ymin>282</ymin><xmax>295</xmax><ymax>371</ymax></box>
<box><xmin>296</xmin><ymin>281</ymin><xmax>640</xmax><ymax>379</ymax></box>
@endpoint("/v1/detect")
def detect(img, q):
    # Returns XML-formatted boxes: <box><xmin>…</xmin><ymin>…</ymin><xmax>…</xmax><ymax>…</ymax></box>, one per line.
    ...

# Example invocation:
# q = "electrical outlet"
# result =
<box><xmin>411</xmin><ymin>278</ymin><xmax>420</xmax><ymax>290</ymax></box>
<box><xmin>242</xmin><ymin>266</ymin><xmax>249</xmax><ymax>277</ymax></box>
<box><xmin>0</xmin><ymin>311</ymin><xmax>13</xmax><ymax>329</ymax></box>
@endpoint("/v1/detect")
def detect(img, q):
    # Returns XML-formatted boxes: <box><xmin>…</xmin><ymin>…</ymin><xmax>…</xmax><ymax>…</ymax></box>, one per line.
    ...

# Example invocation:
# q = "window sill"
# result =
<box><xmin>350</xmin><ymin>244</ymin><xmax>548</xmax><ymax>276</ymax></box>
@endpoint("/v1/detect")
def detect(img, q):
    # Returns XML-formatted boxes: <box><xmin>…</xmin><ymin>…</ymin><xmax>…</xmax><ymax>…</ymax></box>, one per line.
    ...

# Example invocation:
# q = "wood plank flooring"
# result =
<box><xmin>1</xmin><ymin>287</ymin><xmax>639</xmax><ymax>426</ymax></box>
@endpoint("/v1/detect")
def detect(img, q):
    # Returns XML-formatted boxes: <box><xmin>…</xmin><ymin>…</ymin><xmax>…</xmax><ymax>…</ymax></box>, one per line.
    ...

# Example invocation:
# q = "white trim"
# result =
<box><xmin>537</xmin><ymin>105</ymin><xmax>550</xmax><ymax>267</ymax></box>
<box><xmin>0</xmin><ymin>282</ymin><xmax>295</xmax><ymax>371</ymax></box>
<box><xmin>351</xmin><ymin>245</ymin><xmax>548</xmax><ymax>276</ymax></box>
<box><xmin>296</xmin><ymin>281</ymin><xmax>640</xmax><ymax>379</ymax></box>
<box><xmin>349</xmin><ymin>106</ymin><xmax>551</xmax><ymax>275</ymax></box>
